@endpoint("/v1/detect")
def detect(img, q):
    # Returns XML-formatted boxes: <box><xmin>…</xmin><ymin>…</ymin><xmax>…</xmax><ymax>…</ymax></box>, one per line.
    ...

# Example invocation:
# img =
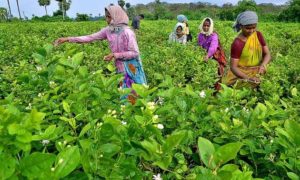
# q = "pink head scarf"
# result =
<box><xmin>105</xmin><ymin>5</ymin><xmax>129</xmax><ymax>27</ymax></box>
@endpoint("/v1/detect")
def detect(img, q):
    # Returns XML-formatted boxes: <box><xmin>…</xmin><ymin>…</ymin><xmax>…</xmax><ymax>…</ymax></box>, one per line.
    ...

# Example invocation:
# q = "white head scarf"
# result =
<box><xmin>173</xmin><ymin>22</ymin><xmax>185</xmax><ymax>35</ymax></box>
<box><xmin>198</xmin><ymin>17</ymin><xmax>214</xmax><ymax>36</ymax></box>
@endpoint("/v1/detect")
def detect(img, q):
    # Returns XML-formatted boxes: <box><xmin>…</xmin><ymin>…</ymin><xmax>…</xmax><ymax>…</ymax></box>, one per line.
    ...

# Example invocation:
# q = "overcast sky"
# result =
<box><xmin>0</xmin><ymin>0</ymin><xmax>288</xmax><ymax>18</ymax></box>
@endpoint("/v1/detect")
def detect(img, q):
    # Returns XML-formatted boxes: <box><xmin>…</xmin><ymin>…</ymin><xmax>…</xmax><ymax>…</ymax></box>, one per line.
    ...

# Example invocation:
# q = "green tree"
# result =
<box><xmin>126</xmin><ymin>3</ymin><xmax>135</xmax><ymax>19</ymax></box>
<box><xmin>153</xmin><ymin>0</ymin><xmax>167</xmax><ymax>20</ymax></box>
<box><xmin>218</xmin><ymin>3</ymin><xmax>235</xmax><ymax>20</ymax></box>
<box><xmin>55</xmin><ymin>0</ymin><xmax>71</xmax><ymax>20</ymax></box>
<box><xmin>0</xmin><ymin>7</ymin><xmax>8</xmax><ymax>21</ymax></box>
<box><xmin>235</xmin><ymin>0</ymin><xmax>257</xmax><ymax>14</ymax></box>
<box><xmin>118</xmin><ymin>0</ymin><xmax>125</xmax><ymax>8</ymax></box>
<box><xmin>279</xmin><ymin>0</ymin><xmax>300</xmax><ymax>22</ymax></box>
<box><xmin>38</xmin><ymin>0</ymin><xmax>50</xmax><ymax>16</ymax></box>
<box><xmin>76</xmin><ymin>13</ymin><xmax>89</xmax><ymax>21</ymax></box>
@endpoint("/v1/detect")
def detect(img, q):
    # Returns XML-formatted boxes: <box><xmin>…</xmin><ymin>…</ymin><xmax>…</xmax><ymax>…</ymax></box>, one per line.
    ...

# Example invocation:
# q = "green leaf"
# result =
<box><xmin>250</xmin><ymin>103</ymin><xmax>267</xmax><ymax>128</ymax></box>
<box><xmin>62</xmin><ymin>101</ymin><xmax>71</xmax><ymax>113</ymax></box>
<box><xmin>153</xmin><ymin>155</ymin><xmax>172</xmax><ymax>170</ymax></box>
<box><xmin>79</xmin><ymin>139</ymin><xmax>92</xmax><ymax>152</ymax></box>
<box><xmin>44</xmin><ymin>44</ymin><xmax>53</xmax><ymax>55</ymax></box>
<box><xmin>0</xmin><ymin>153</ymin><xmax>16</xmax><ymax>179</ymax></box>
<box><xmin>291</xmin><ymin>88</ymin><xmax>298</xmax><ymax>97</ymax></box>
<box><xmin>32</xmin><ymin>53</ymin><xmax>45</xmax><ymax>64</ymax></box>
<box><xmin>176</xmin><ymin>98</ymin><xmax>187</xmax><ymax>111</ymax></box>
<box><xmin>214</xmin><ymin>142</ymin><xmax>243</xmax><ymax>167</ymax></box>
<box><xmin>163</xmin><ymin>130</ymin><xmax>187</xmax><ymax>153</ymax></box>
<box><xmin>30</xmin><ymin>109</ymin><xmax>46</xmax><ymax>130</ymax></box>
<box><xmin>140</xmin><ymin>139</ymin><xmax>160</xmax><ymax>160</ymax></box>
<box><xmin>107</xmin><ymin>64</ymin><xmax>115</xmax><ymax>72</ymax></box>
<box><xmin>16</xmin><ymin>132</ymin><xmax>32</xmax><ymax>143</ymax></box>
<box><xmin>197</xmin><ymin>137</ymin><xmax>216</xmax><ymax>169</ymax></box>
<box><xmin>72</xmin><ymin>52</ymin><xmax>84</xmax><ymax>67</ymax></box>
<box><xmin>99</xmin><ymin>143</ymin><xmax>121</xmax><ymax>157</ymax></box>
<box><xmin>42</xmin><ymin>125</ymin><xmax>57</xmax><ymax>139</ymax></box>
<box><xmin>78</xmin><ymin>66</ymin><xmax>88</xmax><ymax>78</ymax></box>
<box><xmin>8</xmin><ymin>123</ymin><xmax>21</xmax><ymax>135</ymax></box>
<box><xmin>285</xmin><ymin>120</ymin><xmax>300</xmax><ymax>146</ymax></box>
<box><xmin>79</xmin><ymin>123</ymin><xmax>91</xmax><ymax>138</ymax></box>
<box><xmin>20</xmin><ymin>153</ymin><xmax>56</xmax><ymax>179</ymax></box>
<box><xmin>36</xmin><ymin>47</ymin><xmax>47</xmax><ymax>57</ymax></box>
<box><xmin>54</xmin><ymin>146</ymin><xmax>81</xmax><ymax>179</ymax></box>
<box><xmin>287</xmin><ymin>172</ymin><xmax>299</xmax><ymax>180</ymax></box>
<box><xmin>220</xmin><ymin>164</ymin><xmax>239</xmax><ymax>172</ymax></box>
<box><xmin>132</xmin><ymin>83</ymin><xmax>147</xmax><ymax>98</ymax></box>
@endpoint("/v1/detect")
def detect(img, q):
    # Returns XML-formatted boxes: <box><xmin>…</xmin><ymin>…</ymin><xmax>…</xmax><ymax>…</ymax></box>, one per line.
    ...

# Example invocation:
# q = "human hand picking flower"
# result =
<box><xmin>258</xmin><ymin>65</ymin><xmax>266</xmax><ymax>74</ymax></box>
<box><xmin>53</xmin><ymin>37</ymin><xmax>69</xmax><ymax>47</ymax></box>
<box><xmin>103</xmin><ymin>53</ymin><xmax>114</xmax><ymax>61</ymax></box>
<box><xmin>204</xmin><ymin>55</ymin><xmax>209</xmax><ymax>62</ymax></box>
<box><xmin>248</xmin><ymin>77</ymin><xmax>260</xmax><ymax>84</ymax></box>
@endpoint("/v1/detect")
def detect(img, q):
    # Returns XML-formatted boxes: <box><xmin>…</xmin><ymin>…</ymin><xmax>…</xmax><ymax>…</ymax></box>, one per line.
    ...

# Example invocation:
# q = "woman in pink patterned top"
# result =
<box><xmin>54</xmin><ymin>5</ymin><xmax>147</xmax><ymax>104</ymax></box>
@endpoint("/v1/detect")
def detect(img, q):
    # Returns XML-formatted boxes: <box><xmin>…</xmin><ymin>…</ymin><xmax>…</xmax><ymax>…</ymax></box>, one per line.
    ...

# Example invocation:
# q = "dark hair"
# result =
<box><xmin>177</xmin><ymin>25</ymin><xmax>183</xmax><ymax>30</ymax></box>
<box><xmin>205</xmin><ymin>18</ymin><xmax>211</xmax><ymax>24</ymax></box>
<box><xmin>139</xmin><ymin>14</ymin><xmax>145</xmax><ymax>19</ymax></box>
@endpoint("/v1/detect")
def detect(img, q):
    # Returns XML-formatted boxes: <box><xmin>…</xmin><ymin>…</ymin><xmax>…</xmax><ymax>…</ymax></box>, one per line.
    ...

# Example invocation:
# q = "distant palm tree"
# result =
<box><xmin>6</xmin><ymin>0</ymin><xmax>12</xmax><ymax>18</ymax></box>
<box><xmin>0</xmin><ymin>8</ymin><xmax>8</xmax><ymax>21</ymax></box>
<box><xmin>38</xmin><ymin>0</ymin><xmax>51</xmax><ymax>16</ymax></box>
<box><xmin>55</xmin><ymin>0</ymin><xmax>71</xmax><ymax>20</ymax></box>
<box><xmin>16</xmin><ymin>0</ymin><xmax>22</xmax><ymax>19</ymax></box>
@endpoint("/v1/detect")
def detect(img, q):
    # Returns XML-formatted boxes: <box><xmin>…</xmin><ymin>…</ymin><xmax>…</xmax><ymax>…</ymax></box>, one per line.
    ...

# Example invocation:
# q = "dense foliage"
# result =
<box><xmin>0</xmin><ymin>20</ymin><xmax>299</xmax><ymax>179</ymax></box>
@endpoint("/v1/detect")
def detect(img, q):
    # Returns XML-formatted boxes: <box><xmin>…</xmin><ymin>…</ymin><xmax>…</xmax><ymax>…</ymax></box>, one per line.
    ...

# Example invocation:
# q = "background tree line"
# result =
<box><xmin>0</xmin><ymin>0</ymin><xmax>299</xmax><ymax>22</ymax></box>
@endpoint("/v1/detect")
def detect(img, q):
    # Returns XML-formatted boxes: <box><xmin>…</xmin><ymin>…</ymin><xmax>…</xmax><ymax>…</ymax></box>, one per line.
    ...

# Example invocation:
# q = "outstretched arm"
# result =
<box><xmin>54</xmin><ymin>28</ymin><xmax>108</xmax><ymax>46</ymax></box>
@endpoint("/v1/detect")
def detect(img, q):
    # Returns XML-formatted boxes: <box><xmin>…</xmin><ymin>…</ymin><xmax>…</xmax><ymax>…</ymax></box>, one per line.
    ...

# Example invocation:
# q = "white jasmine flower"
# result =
<box><xmin>118</xmin><ymin>87</ymin><xmax>124</xmax><ymax>93</ymax></box>
<box><xmin>38</xmin><ymin>93</ymin><xmax>44</xmax><ymax>98</ymax></box>
<box><xmin>49</xmin><ymin>81</ymin><xmax>56</xmax><ymax>88</ymax></box>
<box><xmin>268</xmin><ymin>153</ymin><xmax>275</xmax><ymax>162</ymax></box>
<box><xmin>121</xmin><ymin>105</ymin><xmax>126</xmax><ymax>111</ymax></box>
<box><xmin>108</xmin><ymin>109</ymin><xmax>112</xmax><ymax>114</ymax></box>
<box><xmin>153</xmin><ymin>115</ymin><xmax>159</xmax><ymax>120</ymax></box>
<box><xmin>153</xmin><ymin>173</ymin><xmax>162</xmax><ymax>180</ymax></box>
<box><xmin>157</xmin><ymin>97</ymin><xmax>164</xmax><ymax>105</ymax></box>
<box><xmin>112</xmin><ymin>110</ymin><xmax>116</xmax><ymax>115</ymax></box>
<box><xmin>243</xmin><ymin>107</ymin><xmax>249</xmax><ymax>113</ymax></box>
<box><xmin>51</xmin><ymin>167</ymin><xmax>55</xmax><ymax>171</ymax></box>
<box><xmin>100</xmin><ymin>154</ymin><xmax>103</xmax><ymax>158</ymax></box>
<box><xmin>225</xmin><ymin>108</ymin><xmax>229</xmax><ymax>112</ymax></box>
<box><xmin>25</xmin><ymin>103</ymin><xmax>32</xmax><ymax>110</ymax></box>
<box><xmin>147</xmin><ymin>102</ymin><xmax>156</xmax><ymax>110</ymax></box>
<box><xmin>41</xmin><ymin>139</ymin><xmax>50</xmax><ymax>146</ymax></box>
<box><xmin>157</xmin><ymin>124</ymin><xmax>164</xmax><ymax>130</ymax></box>
<box><xmin>36</xmin><ymin>66</ymin><xmax>42</xmax><ymax>71</ymax></box>
<box><xmin>121</xmin><ymin>121</ymin><xmax>127</xmax><ymax>125</ymax></box>
<box><xmin>199</xmin><ymin>90</ymin><xmax>206</xmax><ymax>98</ymax></box>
